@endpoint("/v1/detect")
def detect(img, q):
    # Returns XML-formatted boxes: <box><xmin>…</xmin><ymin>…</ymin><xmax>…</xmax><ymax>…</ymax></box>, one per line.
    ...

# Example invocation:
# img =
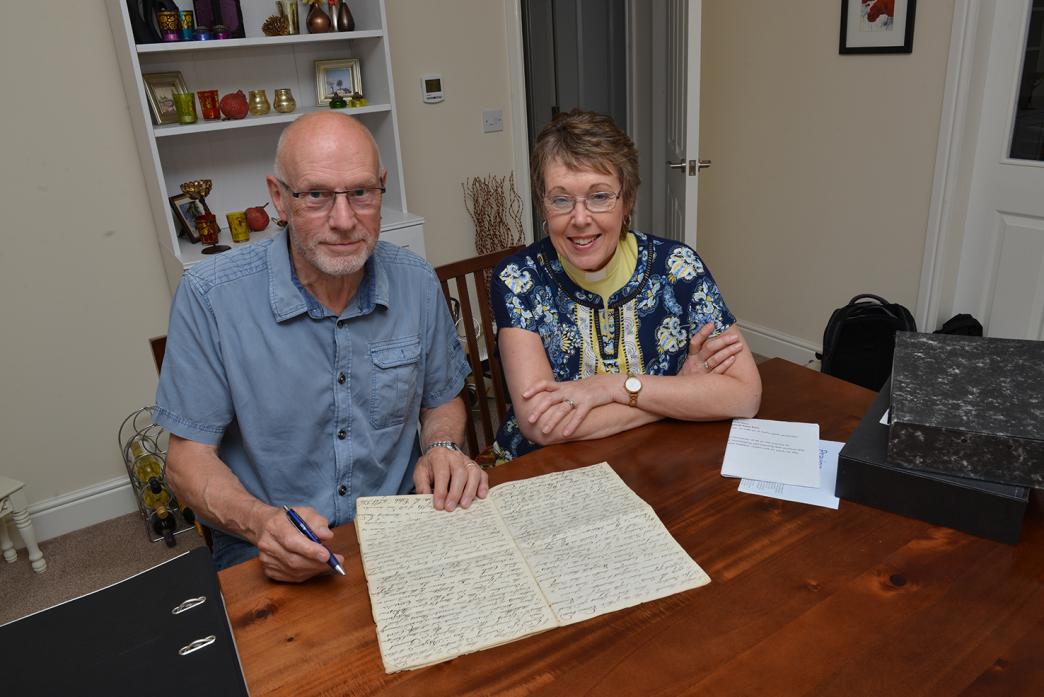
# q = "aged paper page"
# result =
<box><xmin>491</xmin><ymin>462</ymin><xmax>710</xmax><ymax>625</ymax></box>
<box><xmin>355</xmin><ymin>495</ymin><xmax>557</xmax><ymax>673</ymax></box>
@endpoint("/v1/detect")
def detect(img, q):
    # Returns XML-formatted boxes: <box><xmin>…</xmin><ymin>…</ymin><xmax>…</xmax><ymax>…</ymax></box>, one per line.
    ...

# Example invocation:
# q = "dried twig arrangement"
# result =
<box><xmin>462</xmin><ymin>173</ymin><xmax>526</xmax><ymax>255</ymax></box>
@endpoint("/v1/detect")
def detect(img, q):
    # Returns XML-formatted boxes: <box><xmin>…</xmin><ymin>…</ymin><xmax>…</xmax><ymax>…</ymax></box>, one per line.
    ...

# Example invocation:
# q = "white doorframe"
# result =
<box><xmin>505</xmin><ymin>0</ymin><xmax>535</xmax><ymax>244</ymax></box>
<box><xmin>916</xmin><ymin>0</ymin><xmax>978</xmax><ymax>332</ymax></box>
<box><xmin>683</xmin><ymin>0</ymin><xmax>702</xmax><ymax>251</ymax></box>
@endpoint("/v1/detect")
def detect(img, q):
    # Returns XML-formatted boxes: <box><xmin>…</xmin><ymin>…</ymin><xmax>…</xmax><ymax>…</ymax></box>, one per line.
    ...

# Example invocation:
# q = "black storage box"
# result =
<box><xmin>887</xmin><ymin>332</ymin><xmax>1044</xmax><ymax>488</ymax></box>
<box><xmin>836</xmin><ymin>379</ymin><xmax>1030</xmax><ymax>544</ymax></box>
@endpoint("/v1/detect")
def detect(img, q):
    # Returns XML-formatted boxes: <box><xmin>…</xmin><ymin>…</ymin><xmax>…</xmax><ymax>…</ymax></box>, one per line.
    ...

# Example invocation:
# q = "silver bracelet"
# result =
<box><xmin>424</xmin><ymin>440</ymin><xmax>464</xmax><ymax>455</ymax></box>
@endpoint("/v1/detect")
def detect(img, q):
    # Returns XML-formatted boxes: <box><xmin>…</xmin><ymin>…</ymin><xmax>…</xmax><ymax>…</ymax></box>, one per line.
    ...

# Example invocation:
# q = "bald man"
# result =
<box><xmin>155</xmin><ymin>113</ymin><xmax>486</xmax><ymax>582</ymax></box>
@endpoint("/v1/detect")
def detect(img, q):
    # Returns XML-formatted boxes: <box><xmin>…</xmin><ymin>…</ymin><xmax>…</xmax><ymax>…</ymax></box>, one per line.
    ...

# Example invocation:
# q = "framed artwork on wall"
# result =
<box><xmin>315</xmin><ymin>58</ymin><xmax>363</xmax><ymax>105</ymax></box>
<box><xmin>840</xmin><ymin>0</ymin><xmax>916</xmax><ymax>54</ymax></box>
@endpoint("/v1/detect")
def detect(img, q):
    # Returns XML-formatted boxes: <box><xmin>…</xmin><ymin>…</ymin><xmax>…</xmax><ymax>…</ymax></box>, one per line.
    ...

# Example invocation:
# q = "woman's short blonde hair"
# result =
<box><xmin>530</xmin><ymin>109</ymin><xmax>640</xmax><ymax>213</ymax></box>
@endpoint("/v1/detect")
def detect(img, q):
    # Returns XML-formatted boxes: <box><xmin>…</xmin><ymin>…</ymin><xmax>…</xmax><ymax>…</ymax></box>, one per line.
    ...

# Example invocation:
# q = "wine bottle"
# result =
<box><xmin>181</xmin><ymin>506</ymin><xmax>206</xmax><ymax>537</ymax></box>
<box><xmin>142</xmin><ymin>477</ymin><xmax>172</xmax><ymax>511</ymax></box>
<box><xmin>127</xmin><ymin>436</ymin><xmax>164</xmax><ymax>483</ymax></box>
<box><xmin>151</xmin><ymin>504</ymin><xmax>177</xmax><ymax>547</ymax></box>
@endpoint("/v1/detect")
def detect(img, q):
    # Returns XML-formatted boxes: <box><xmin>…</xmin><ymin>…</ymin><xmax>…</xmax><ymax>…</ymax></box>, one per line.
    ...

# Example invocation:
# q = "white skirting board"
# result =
<box><xmin>5</xmin><ymin>476</ymin><xmax>138</xmax><ymax>549</ymax></box>
<box><xmin>737</xmin><ymin>319</ymin><xmax>820</xmax><ymax>369</ymax></box>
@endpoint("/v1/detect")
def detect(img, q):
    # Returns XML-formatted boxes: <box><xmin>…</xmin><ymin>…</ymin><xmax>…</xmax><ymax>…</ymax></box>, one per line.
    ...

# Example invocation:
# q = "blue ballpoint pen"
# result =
<box><xmin>283</xmin><ymin>505</ymin><xmax>345</xmax><ymax>576</ymax></box>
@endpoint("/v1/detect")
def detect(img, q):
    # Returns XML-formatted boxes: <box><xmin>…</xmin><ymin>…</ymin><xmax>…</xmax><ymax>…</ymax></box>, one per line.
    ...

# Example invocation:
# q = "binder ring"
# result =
<box><xmin>178</xmin><ymin>635</ymin><xmax>216</xmax><ymax>656</ymax></box>
<box><xmin>172</xmin><ymin>595</ymin><xmax>207</xmax><ymax>615</ymax></box>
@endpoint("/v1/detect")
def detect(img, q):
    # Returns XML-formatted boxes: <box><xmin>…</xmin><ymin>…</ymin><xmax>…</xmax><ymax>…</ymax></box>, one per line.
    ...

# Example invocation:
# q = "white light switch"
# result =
<box><xmin>482</xmin><ymin>109</ymin><xmax>503</xmax><ymax>133</ymax></box>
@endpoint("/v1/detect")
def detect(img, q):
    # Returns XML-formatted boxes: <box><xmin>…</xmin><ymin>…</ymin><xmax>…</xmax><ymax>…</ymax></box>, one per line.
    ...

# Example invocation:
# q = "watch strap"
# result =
<box><xmin>424</xmin><ymin>440</ymin><xmax>464</xmax><ymax>455</ymax></box>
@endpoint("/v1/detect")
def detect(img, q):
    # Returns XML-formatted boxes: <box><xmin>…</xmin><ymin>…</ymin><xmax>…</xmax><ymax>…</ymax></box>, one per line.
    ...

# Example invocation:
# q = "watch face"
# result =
<box><xmin>625</xmin><ymin>376</ymin><xmax>642</xmax><ymax>393</ymax></box>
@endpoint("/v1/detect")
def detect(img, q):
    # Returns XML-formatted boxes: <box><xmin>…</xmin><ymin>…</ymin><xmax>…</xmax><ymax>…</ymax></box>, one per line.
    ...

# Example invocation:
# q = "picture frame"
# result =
<box><xmin>839</xmin><ymin>0</ymin><xmax>916</xmax><ymax>54</ymax></box>
<box><xmin>315</xmin><ymin>58</ymin><xmax>363</xmax><ymax>105</ymax></box>
<box><xmin>143</xmin><ymin>71</ymin><xmax>189</xmax><ymax>125</ymax></box>
<box><xmin>168</xmin><ymin>193</ymin><xmax>202</xmax><ymax>243</ymax></box>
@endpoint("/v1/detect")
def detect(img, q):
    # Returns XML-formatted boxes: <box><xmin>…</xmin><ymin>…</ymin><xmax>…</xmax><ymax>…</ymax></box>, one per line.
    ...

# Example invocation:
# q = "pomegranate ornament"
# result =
<box><xmin>245</xmin><ymin>203</ymin><xmax>271</xmax><ymax>232</ymax></box>
<box><xmin>219</xmin><ymin>91</ymin><xmax>249</xmax><ymax>120</ymax></box>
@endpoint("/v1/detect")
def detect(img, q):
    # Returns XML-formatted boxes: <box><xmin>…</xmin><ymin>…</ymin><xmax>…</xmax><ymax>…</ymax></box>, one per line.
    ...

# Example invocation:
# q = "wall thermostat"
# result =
<box><xmin>421</xmin><ymin>74</ymin><xmax>444</xmax><ymax>104</ymax></box>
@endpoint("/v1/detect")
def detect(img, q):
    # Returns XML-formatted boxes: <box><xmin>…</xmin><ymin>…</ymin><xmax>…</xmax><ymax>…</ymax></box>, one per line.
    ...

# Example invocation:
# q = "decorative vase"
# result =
<box><xmin>248</xmin><ymin>90</ymin><xmax>271</xmax><ymax>115</ymax></box>
<box><xmin>172</xmin><ymin>92</ymin><xmax>198</xmax><ymax>124</ymax></box>
<box><xmin>306</xmin><ymin>2</ymin><xmax>331</xmax><ymax>33</ymax></box>
<box><xmin>283</xmin><ymin>0</ymin><xmax>299</xmax><ymax>34</ymax></box>
<box><xmin>273</xmin><ymin>88</ymin><xmax>297</xmax><ymax>113</ymax></box>
<box><xmin>329</xmin><ymin>93</ymin><xmax>348</xmax><ymax>109</ymax></box>
<box><xmin>338</xmin><ymin>1</ymin><xmax>355</xmax><ymax>31</ymax></box>
<box><xmin>197</xmin><ymin>89</ymin><xmax>221</xmax><ymax>119</ymax></box>
<box><xmin>157</xmin><ymin>10</ymin><xmax>180</xmax><ymax>41</ymax></box>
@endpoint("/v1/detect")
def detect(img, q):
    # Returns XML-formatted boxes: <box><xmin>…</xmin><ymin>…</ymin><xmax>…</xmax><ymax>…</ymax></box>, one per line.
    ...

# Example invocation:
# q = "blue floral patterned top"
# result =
<box><xmin>490</xmin><ymin>230</ymin><xmax>736</xmax><ymax>461</ymax></box>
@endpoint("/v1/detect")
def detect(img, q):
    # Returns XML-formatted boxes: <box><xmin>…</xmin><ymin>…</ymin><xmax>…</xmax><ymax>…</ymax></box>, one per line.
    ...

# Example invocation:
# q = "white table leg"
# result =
<box><xmin>9</xmin><ymin>490</ymin><xmax>46</xmax><ymax>573</ymax></box>
<box><xmin>0</xmin><ymin>516</ymin><xmax>15</xmax><ymax>563</ymax></box>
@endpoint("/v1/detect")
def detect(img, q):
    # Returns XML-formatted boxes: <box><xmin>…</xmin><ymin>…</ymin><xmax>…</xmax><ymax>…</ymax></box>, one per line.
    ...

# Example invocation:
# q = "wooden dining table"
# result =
<box><xmin>219</xmin><ymin>358</ymin><xmax>1044</xmax><ymax>696</ymax></box>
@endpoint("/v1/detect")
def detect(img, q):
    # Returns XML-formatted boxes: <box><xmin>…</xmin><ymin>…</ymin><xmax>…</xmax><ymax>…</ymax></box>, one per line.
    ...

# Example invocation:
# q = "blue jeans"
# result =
<box><xmin>209</xmin><ymin>529</ymin><xmax>260</xmax><ymax>571</ymax></box>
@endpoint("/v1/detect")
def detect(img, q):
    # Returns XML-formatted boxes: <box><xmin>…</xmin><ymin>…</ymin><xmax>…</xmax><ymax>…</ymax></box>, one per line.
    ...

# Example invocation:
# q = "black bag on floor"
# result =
<box><xmin>934</xmin><ymin>313</ymin><xmax>983</xmax><ymax>336</ymax></box>
<box><xmin>817</xmin><ymin>293</ymin><xmax>916</xmax><ymax>391</ymax></box>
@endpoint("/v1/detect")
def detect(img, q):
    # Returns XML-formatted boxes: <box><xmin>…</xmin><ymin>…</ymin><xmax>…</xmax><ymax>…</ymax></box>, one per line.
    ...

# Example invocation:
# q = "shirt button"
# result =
<box><xmin>337</xmin><ymin>429</ymin><xmax>347</xmax><ymax>440</ymax></box>
<box><xmin>337</xmin><ymin>372</ymin><xmax>346</xmax><ymax>384</ymax></box>
<box><xmin>338</xmin><ymin>484</ymin><xmax>347</xmax><ymax>496</ymax></box>
<box><xmin>337</xmin><ymin>320</ymin><xmax>346</xmax><ymax>328</ymax></box>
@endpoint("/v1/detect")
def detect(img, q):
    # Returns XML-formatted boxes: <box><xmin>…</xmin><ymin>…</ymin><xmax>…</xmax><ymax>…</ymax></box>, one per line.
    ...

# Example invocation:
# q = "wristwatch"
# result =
<box><xmin>424</xmin><ymin>440</ymin><xmax>464</xmax><ymax>455</ymax></box>
<box><xmin>624</xmin><ymin>375</ymin><xmax>643</xmax><ymax>407</ymax></box>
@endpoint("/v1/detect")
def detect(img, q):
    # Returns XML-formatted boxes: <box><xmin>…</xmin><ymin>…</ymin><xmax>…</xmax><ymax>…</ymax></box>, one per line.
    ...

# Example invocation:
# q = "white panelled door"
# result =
<box><xmin>954</xmin><ymin>0</ymin><xmax>1044</xmax><ymax>339</ymax></box>
<box><xmin>664</xmin><ymin>0</ymin><xmax>706</xmax><ymax>248</ymax></box>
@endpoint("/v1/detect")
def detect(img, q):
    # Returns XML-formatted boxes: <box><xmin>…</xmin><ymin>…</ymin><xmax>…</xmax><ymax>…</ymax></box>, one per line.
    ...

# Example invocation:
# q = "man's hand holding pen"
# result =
<box><xmin>254</xmin><ymin>504</ymin><xmax>345</xmax><ymax>583</ymax></box>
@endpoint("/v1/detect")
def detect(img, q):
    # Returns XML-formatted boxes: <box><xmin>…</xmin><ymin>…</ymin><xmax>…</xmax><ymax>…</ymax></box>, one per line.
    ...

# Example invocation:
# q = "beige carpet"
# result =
<box><xmin>0</xmin><ymin>511</ymin><xmax>205</xmax><ymax>627</ymax></box>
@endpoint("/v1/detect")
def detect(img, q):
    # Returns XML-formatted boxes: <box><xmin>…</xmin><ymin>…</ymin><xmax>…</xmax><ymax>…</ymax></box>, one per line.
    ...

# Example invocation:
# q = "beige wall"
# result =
<box><xmin>0</xmin><ymin>3</ymin><xmax>172</xmax><ymax>503</ymax></box>
<box><xmin>386</xmin><ymin>0</ymin><xmax>522</xmax><ymax>266</ymax></box>
<box><xmin>698</xmin><ymin>0</ymin><xmax>954</xmax><ymax>345</ymax></box>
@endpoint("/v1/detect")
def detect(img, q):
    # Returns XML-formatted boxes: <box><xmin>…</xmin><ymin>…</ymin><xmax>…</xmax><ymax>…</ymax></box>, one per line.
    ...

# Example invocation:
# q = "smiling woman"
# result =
<box><xmin>488</xmin><ymin>109</ymin><xmax>762</xmax><ymax>465</ymax></box>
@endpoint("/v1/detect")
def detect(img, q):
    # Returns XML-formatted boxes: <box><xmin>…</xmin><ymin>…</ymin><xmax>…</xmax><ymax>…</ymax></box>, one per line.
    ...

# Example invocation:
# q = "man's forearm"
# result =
<box><xmin>165</xmin><ymin>434</ymin><xmax>276</xmax><ymax>544</ymax></box>
<box><xmin>418</xmin><ymin>394</ymin><xmax>468</xmax><ymax>448</ymax></box>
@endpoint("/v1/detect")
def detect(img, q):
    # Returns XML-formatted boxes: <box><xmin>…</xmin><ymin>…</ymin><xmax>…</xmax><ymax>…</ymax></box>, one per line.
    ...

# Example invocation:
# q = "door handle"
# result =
<box><xmin>667</xmin><ymin>159</ymin><xmax>712</xmax><ymax>175</ymax></box>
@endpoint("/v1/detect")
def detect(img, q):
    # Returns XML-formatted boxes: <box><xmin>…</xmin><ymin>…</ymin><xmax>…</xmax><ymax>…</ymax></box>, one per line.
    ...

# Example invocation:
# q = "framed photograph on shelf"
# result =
<box><xmin>169</xmin><ymin>193</ymin><xmax>202</xmax><ymax>243</ymax></box>
<box><xmin>839</xmin><ymin>0</ymin><xmax>916</xmax><ymax>54</ymax></box>
<box><xmin>143</xmin><ymin>71</ymin><xmax>189</xmax><ymax>125</ymax></box>
<box><xmin>315</xmin><ymin>58</ymin><xmax>362</xmax><ymax>105</ymax></box>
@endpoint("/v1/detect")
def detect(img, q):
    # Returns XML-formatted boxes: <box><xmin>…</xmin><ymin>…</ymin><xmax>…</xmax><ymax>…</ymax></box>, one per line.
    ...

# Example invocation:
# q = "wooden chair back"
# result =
<box><xmin>434</xmin><ymin>246</ymin><xmax>523</xmax><ymax>458</ymax></box>
<box><xmin>149</xmin><ymin>336</ymin><xmax>166</xmax><ymax>373</ymax></box>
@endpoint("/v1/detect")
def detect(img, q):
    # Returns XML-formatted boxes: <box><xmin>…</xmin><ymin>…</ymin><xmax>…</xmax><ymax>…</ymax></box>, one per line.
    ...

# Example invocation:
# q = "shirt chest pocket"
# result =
<box><xmin>369</xmin><ymin>336</ymin><xmax>422</xmax><ymax>430</ymax></box>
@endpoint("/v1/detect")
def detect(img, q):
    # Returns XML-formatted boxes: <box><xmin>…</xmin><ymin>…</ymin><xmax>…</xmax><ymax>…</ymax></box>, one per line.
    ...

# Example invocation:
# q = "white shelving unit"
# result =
<box><xmin>106</xmin><ymin>0</ymin><xmax>424</xmax><ymax>292</ymax></box>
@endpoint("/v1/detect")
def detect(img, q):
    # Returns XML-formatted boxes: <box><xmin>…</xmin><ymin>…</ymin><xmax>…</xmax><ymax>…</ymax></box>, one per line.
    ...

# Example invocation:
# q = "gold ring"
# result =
<box><xmin>565</xmin><ymin>398</ymin><xmax>576</xmax><ymax>409</ymax></box>
<box><xmin>465</xmin><ymin>461</ymin><xmax>478</xmax><ymax>470</ymax></box>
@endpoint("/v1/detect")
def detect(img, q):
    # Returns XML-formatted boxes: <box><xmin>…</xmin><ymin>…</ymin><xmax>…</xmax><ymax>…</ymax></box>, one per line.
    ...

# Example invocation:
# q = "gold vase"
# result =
<box><xmin>248</xmin><ymin>90</ymin><xmax>271</xmax><ymax>116</ymax></box>
<box><xmin>273</xmin><ymin>88</ymin><xmax>297</xmax><ymax>113</ymax></box>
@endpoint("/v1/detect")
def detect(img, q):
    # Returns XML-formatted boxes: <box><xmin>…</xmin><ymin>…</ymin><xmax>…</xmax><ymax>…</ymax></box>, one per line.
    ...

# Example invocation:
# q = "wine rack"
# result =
<box><xmin>118</xmin><ymin>406</ymin><xmax>199</xmax><ymax>545</ymax></box>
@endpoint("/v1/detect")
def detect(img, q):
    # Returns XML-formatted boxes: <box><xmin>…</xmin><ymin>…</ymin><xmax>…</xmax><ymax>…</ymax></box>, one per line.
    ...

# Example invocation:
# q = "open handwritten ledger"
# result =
<box><xmin>355</xmin><ymin>462</ymin><xmax>711</xmax><ymax>672</ymax></box>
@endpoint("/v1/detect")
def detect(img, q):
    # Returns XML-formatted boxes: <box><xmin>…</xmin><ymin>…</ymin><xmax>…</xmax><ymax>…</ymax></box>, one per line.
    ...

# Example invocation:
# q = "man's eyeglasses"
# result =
<box><xmin>544</xmin><ymin>191</ymin><xmax>621</xmax><ymax>214</ymax></box>
<box><xmin>276</xmin><ymin>179</ymin><xmax>385</xmax><ymax>214</ymax></box>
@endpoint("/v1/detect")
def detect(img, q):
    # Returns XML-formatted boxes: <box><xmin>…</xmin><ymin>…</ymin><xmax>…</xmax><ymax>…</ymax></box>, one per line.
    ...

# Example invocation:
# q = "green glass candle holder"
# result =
<box><xmin>173</xmin><ymin>92</ymin><xmax>197</xmax><ymax>124</ymax></box>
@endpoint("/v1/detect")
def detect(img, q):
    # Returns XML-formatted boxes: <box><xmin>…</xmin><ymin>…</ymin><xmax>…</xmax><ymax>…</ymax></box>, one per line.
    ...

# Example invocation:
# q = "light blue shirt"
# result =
<box><xmin>154</xmin><ymin>229</ymin><xmax>469</xmax><ymax>528</ymax></box>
